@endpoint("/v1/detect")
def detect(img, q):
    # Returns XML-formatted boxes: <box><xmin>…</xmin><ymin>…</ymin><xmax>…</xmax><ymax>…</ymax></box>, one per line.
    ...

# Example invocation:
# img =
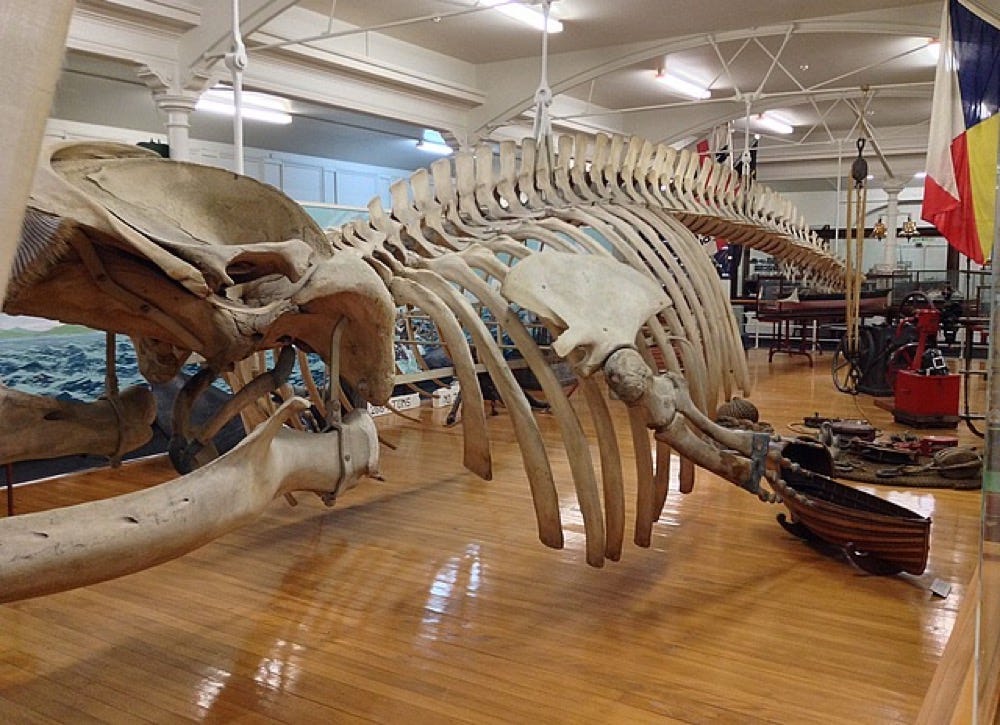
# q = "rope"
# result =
<box><xmin>103</xmin><ymin>332</ymin><xmax>128</xmax><ymax>467</ymax></box>
<box><xmin>843</xmin><ymin>137</ymin><xmax>867</xmax><ymax>369</ymax></box>
<box><xmin>531</xmin><ymin>1</ymin><xmax>554</xmax><ymax>167</ymax></box>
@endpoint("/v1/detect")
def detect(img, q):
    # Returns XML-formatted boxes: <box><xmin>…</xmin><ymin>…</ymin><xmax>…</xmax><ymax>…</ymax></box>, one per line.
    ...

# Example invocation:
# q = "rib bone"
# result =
<box><xmin>0</xmin><ymin>130</ymin><xmax>855</xmax><ymax>594</ymax></box>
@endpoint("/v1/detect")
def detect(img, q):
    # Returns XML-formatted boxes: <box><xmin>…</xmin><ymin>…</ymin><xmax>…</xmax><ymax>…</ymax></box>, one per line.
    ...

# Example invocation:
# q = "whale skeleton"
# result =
<box><xmin>0</xmin><ymin>133</ymin><xmax>850</xmax><ymax>601</ymax></box>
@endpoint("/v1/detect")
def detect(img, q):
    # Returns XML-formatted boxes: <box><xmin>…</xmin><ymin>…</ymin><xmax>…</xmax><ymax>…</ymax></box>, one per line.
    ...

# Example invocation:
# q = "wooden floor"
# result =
<box><xmin>0</xmin><ymin>348</ymin><xmax>986</xmax><ymax>723</ymax></box>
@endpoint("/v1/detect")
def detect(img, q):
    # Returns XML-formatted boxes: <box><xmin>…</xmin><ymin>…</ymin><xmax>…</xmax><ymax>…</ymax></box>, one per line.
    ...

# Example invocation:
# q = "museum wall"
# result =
<box><xmin>44</xmin><ymin>117</ymin><xmax>413</xmax><ymax>210</ymax></box>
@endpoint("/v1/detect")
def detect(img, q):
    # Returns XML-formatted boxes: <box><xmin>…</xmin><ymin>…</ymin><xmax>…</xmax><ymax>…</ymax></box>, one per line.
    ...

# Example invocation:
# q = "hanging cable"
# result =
<box><xmin>531</xmin><ymin>0</ymin><xmax>554</xmax><ymax>166</ymax></box>
<box><xmin>325</xmin><ymin>0</ymin><xmax>337</xmax><ymax>34</ymax></box>
<box><xmin>225</xmin><ymin>0</ymin><xmax>247</xmax><ymax>175</ymax></box>
<box><xmin>741</xmin><ymin>98</ymin><xmax>752</xmax><ymax>176</ymax></box>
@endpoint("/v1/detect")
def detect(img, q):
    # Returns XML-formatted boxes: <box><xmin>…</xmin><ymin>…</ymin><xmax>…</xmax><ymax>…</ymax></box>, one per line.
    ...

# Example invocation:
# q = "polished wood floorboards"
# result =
<box><xmin>0</xmin><ymin>349</ymin><xmax>986</xmax><ymax>723</ymax></box>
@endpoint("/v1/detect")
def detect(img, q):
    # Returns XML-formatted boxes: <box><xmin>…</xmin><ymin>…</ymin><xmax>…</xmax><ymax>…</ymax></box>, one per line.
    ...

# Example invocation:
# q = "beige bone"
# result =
<box><xmin>0</xmin><ymin>384</ymin><xmax>155</xmax><ymax>465</ymax></box>
<box><xmin>0</xmin><ymin>399</ymin><xmax>379</xmax><ymax>603</ymax></box>
<box><xmin>0</xmin><ymin>131</ymin><xmax>854</xmax><ymax>594</ymax></box>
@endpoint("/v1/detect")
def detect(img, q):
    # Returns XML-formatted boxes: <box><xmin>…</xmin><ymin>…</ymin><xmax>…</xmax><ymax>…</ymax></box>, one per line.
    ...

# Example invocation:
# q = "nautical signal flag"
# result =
<box><xmin>921</xmin><ymin>0</ymin><xmax>1000</xmax><ymax>264</ymax></box>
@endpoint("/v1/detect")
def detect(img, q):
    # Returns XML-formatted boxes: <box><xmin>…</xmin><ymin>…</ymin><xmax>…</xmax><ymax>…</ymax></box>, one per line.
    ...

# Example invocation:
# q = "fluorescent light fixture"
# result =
<box><xmin>655</xmin><ymin>69</ymin><xmax>710</xmax><ymax>100</ymax></box>
<box><xmin>196</xmin><ymin>100</ymin><xmax>293</xmax><ymax>124</ymax></box>
<box><xmin>925</xmin><ymin>38</ymin><xmax>940</xmax><ymax>62</ymax></box>
<box><xmin>753</xmin><ymin>113</ymin><xmax>794</xmax><ymax>135</ymax></box>
<box><xmin>196</xmin><ymin>88</ymin><xmax>292</xmax><ymax>125</ymax></box>
<box><xmin>481</xmin><ymin>0</ymin><xmax>563</xmax><ymax>33</ymax></box>
<box><xmin>914</xmin><ymin>171</ymin><xmax>927</xmax><ymax>179</ymax></box>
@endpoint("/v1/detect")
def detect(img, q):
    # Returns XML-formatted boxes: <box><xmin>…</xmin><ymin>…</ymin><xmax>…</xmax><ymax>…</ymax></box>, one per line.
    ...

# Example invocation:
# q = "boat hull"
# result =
<box><xmin>773</xmin><ymin>467</ymin><xmax>931</xmax><ymax>575</ymax></box>
<box><xmin>758</xmin><ymin>290</ymin><xmax>889</xmax><ymax>318</ymax></box>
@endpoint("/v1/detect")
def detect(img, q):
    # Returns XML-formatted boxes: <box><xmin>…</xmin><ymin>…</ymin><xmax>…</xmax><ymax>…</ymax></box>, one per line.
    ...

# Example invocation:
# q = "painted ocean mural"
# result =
<box><xmin>0</xmin><ymin>314</ymin><xmax>331</xmax><ymax>402</ymax></box>
<box><xmin>0</xmin><ymin>315</ymin><xmax>162</xmax><ymax>481</ymax></box>
<box><xmin>0</xmin><ymin>315</ymin><xmax>146</xmax><ymax>401</ymax></box>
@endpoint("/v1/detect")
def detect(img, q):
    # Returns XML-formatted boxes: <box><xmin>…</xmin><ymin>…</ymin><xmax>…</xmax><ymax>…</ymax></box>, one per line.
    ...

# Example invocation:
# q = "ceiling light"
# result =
<box><xmin>655</xmin><ymin>70</ymin><xmax>710</xmax><ymax>100</ymax></box>
<box><xmin>416</xmin><ymin>140</ymin><xmax>453</xmax><ymax>155</ymax></box>
<box><xmin>753</xmin><ymin>113</ymin><xmax>794</xmax><ymax>135</ymax></box>
<box><xmin>914</xmin><ymin>171</ymin><xmax>927</xmax><ymax>179</ymax></box>
<box><xmin>481</xmin><ymin>1</ymin><xmax>563</xmax><ymax>33</ymax></box>
<box><xmin>196</xmin><ymin>100</ymin><xmax>293</xmax><ymax>124</ymax></box>
<box><xmin>925</xmin><ymin>38</ymin><xmax>940</xmax><ymax>62</ymax></box>
<box><xmin>196</xmin><ymin>88</ymin><xmax>293</xmax><ymax>125</ymax></box>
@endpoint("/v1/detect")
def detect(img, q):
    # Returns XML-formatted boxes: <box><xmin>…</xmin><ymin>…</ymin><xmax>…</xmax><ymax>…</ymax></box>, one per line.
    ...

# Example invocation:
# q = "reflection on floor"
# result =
<box><xmin>0</xmin><ymin>348</ymin><xmax>985</xmax><ymax>723</ymax></box>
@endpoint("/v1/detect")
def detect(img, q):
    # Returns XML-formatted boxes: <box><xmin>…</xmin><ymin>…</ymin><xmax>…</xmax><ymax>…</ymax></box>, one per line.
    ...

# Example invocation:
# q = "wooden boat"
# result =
<box><xmin>771</xmin><ymin>466</ymin><xmax>931</xmax><ymax>575</ymax></box>
<box><xmin>758</xmin><ymin>288</ymin><xmax>890</xmax><ymax>318</ymax></box>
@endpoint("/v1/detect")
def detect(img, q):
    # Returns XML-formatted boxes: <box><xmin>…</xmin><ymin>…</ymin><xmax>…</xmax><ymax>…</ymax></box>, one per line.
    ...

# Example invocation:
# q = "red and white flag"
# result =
<box><xmin>921</xmin><ymin>0</ymin><xmax>1000</xmax><ymax>263</ymax></box>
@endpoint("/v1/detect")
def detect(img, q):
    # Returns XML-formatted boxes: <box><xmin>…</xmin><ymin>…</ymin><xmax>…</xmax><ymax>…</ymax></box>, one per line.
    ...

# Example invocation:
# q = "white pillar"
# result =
<box><xmin>138</xmin><ymin>64</ymin><xmax>215</xmax><ymax>163</ymax></box>
<box><xmin>881</xmin><ymin>179</ymin><xmax>907</xmax><ymax>271</ymax></box>
<box><xmin>154</xmin><ymin>94</ymin><xmax>198</xmax><ymax>161</ymax></box>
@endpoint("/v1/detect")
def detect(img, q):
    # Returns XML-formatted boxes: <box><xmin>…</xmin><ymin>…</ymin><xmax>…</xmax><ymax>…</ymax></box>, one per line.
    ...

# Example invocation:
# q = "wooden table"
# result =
<box><xmin>756</xmin><ymin>306</ymin><xmax>842</xmax><ymax>365</ymax></box>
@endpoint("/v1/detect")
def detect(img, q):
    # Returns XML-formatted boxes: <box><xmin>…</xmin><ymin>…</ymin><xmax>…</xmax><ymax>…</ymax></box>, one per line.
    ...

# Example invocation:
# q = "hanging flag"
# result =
<box><xmin>695</xmin><ymin>124</ymin><xmax>729</xmax><ymax>163</ymax></box>
<box><xmin>921</xmin><ymin>0</ymin><xmax>1000</xmax><ymax>264</ymax></box>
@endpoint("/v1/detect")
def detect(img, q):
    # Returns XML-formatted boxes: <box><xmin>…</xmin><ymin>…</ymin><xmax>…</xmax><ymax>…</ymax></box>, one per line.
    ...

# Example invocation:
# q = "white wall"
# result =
<box><xmin>782</xmin><ymin>187</ymin><xmax>924</xmax><ymax>229</ymax></box>
<box><xmin>780</xmin><ymin>186</ymin><xmax>951</xmax><ymax>275</ymax></box>
<box><xmin>44</xmin><ymin>118</ymin><xmax>412</xmax><ymax>209</ymax></box>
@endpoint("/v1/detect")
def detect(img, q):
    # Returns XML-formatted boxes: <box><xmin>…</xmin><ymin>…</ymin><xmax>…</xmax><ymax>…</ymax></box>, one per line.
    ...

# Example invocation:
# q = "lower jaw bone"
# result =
<box><xmin>0</xmin><ymin>398</ymin><xmax>379</xmax><ymax>604</ymax></box>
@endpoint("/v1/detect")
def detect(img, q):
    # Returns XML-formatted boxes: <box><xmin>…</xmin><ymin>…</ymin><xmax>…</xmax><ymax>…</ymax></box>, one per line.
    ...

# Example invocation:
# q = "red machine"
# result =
<box><xmin>892</xmin><ymin>308</ymin><xmax>960</xmax><ymax>427</ymax></box>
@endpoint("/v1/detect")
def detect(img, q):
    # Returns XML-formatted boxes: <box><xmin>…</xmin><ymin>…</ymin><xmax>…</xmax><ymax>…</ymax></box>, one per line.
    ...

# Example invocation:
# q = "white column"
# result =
<box><xmin>154</xmin><ymin>94</ymin><xmax>198</xmax><ymax>161</ymax></box>
<box><xmin>881</xmin><ymin>179</ymin><xmax>907</xmax><ymax>271</ymax></box>
<box><xmin>138</xmin><ymin>64</ymin><xmax>215</xmax><ymax>163</ymax></box>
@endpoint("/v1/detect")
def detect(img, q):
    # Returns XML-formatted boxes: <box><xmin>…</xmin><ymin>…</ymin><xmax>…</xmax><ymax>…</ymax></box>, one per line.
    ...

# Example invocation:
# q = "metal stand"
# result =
<box><xmin>4</xmin><ymin>463</ymin><xmax>13</xmax><ymax>516</ymax></box>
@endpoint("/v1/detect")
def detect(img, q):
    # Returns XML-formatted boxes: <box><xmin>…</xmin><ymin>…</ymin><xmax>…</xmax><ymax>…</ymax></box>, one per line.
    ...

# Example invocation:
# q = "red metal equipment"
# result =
<box><xmin>891</xmin><ymin>307</ymin><xmax>960</xmax><ymax>427</ymax></box>
<box><xmin>909</xmin><ymin>309</ymin><xmax>941</xmax><ymax>371</ymax></box>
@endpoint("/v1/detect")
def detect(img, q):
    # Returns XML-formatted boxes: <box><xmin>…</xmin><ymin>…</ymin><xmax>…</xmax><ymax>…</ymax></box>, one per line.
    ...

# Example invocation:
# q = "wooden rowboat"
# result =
<box><xmin>771</xmin><ymin>467</ymin><xmax>931</xmax><ymax>575</ymax></box>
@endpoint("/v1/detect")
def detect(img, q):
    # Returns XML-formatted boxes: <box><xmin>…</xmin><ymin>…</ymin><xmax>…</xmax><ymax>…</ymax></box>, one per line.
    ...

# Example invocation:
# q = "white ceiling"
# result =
<box><xmin>301</xmin><ymin>0</ymin><xmax>930</xmax><ymax>64</ymax></box>
<box><xmin>305</xmin><ymin>0</ymin><xmax>941</xmax><ymax>189</ymax></box>
<box><xmin>58</xmin><ymin>0</ymin><xmax>949</xmax><ymax>191</ymax></box>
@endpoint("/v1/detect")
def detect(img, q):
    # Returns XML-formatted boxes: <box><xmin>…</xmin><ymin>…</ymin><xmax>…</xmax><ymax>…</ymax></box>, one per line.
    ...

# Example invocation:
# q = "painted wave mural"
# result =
<box><xmin>0</xmin><ymin>315</ymin><xmax>146</xmax><ymax>401</ymax></box>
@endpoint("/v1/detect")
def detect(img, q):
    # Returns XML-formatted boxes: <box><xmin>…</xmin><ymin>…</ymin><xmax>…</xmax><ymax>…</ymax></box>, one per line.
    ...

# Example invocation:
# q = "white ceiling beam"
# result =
<box><xmin>77</xmin><ymin>0</ymin><xmax>200</xmax><ymax>27</ymax></box>
<box><xmin>555</xmin><ymin>82</ymin><xmax>932</xmax><ymax>124</ymax></box>
<box><xmin>67</xmin><ymin>3</ymin><xmax>483</xmax><ymax>138</ymax></box>
<box><xmin>243</xmin><ymin>6</ymin><xmax>484</xmax><ymax>110</ymax></box>
<box><xmin>469</xmin><ymin>16</ymin><xmax>936</xmax><ymax>139</ymax></box>
<box><xmin>242</xmin><ymin>54</ymin><xmax>474</xmax><ymax>139</ymax></box>
<box><xmin>178</xmin><ymin>0</ymin><xmax>299</xmax><ymax>70</ymax></box>
<box><xmin>68</xmin><ymin>6</ymin><xmax>180</xmax><ymax>69</ymax></box>
<box><xmin>749</xmin><ymin>26</ymin><xmax>794</xmax><ymax>100</ymax></box>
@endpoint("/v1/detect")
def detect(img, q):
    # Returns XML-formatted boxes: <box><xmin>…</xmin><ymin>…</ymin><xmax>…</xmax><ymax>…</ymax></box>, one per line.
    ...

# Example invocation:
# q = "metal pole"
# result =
<box><xmin>977</xmin><ymin>116</ymin><xmax>1000</xmax><ymax>724</ymax></box>
<box><xmin>227</xmin><ymin>0</ymin><xmax>247</xmax><ymax>176</ymax></box>
<box><xmin>835</xmin><ymin>141</ymin><xmax>844</xmax><ymax>259</ymax></box>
